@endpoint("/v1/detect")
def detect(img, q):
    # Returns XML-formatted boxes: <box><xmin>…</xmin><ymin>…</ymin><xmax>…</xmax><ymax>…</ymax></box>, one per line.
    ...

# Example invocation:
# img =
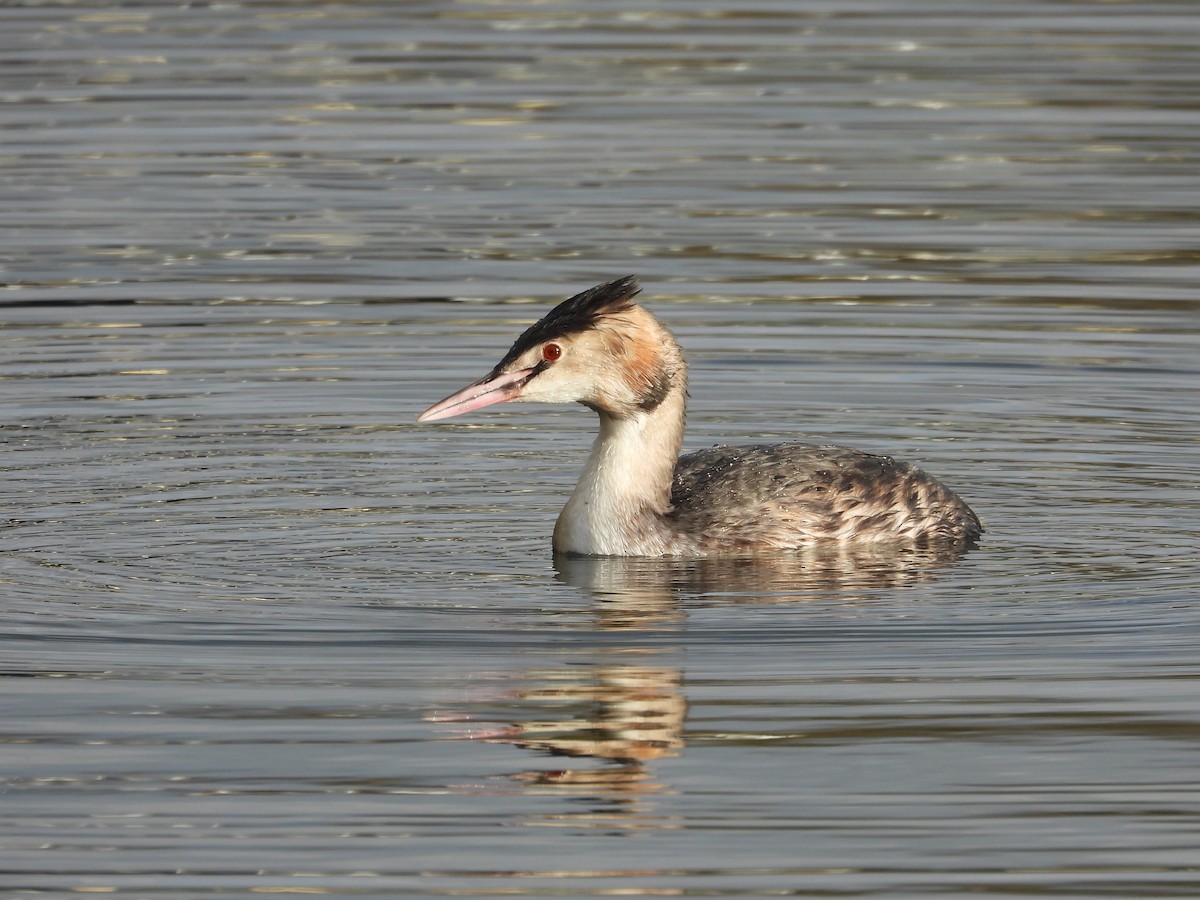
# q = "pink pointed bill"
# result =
<box><xmin>417</xmin><ymin>367</ymin><xmax>536</xmax><ymax>423</ymax></box>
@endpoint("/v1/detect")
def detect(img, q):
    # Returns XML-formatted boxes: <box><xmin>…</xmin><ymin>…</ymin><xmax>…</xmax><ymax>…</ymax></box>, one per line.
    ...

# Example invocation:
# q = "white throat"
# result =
<box><xmin>552</xmin><ymin>388</ymin><xmax>685</xmax><ymax>556</ymax></box>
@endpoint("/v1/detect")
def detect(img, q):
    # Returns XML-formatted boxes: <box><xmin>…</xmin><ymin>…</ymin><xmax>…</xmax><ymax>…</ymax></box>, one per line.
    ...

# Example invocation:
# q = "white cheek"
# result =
<box><xmin>520</xmin><ymin>370</ymin><xmax>590</xmax><ymax>404</ymax></box>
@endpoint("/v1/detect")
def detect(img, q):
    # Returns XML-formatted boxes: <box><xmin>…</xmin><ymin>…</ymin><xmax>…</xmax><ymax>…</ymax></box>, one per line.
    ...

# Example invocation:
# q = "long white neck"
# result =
<box><xmin>553</xmin><ymin>386</ymin><xmax>686</xmax><ymax>556</ymax></box>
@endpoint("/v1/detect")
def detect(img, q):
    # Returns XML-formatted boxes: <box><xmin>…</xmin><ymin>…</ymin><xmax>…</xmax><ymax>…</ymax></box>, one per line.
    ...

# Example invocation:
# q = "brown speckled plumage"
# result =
<box><xmin>419</xmin><ymin>276</ymin><xmax>984</xmax><ymax>557</ymax></box>
<box><xmin>669</xmin><ymin>443</ymin><xmax>982</xmax><ymax>552</ymax></box>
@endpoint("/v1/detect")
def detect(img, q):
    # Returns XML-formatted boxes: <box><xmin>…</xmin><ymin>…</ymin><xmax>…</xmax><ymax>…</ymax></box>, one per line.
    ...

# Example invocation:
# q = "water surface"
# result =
<box><xmin>2</xmin><ymin>2</ymin><xmax>1198</xmax><ymax>897</ymax></box>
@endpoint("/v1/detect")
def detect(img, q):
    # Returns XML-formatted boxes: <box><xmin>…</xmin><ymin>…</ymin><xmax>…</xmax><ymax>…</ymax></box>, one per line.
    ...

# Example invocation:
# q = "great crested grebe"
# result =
<box><xmin>418</xmin><ymin>276</ymin><xmax>983</xmax><ymax>557</ymax></box>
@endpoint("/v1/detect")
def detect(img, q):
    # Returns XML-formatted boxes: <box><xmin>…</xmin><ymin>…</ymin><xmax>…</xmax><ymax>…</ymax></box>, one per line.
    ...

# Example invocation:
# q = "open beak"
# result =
<box><xmin>417</xmin><ymin>367</ymin><xmax>537</xmax><ymax>423</ymax></box>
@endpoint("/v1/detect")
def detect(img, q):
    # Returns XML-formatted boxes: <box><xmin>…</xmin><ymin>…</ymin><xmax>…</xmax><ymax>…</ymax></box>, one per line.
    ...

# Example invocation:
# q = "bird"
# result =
<box><xmin>418</xmin><ymin>276</ymin><xmax>983</xmax><ymax>557</ymax></box>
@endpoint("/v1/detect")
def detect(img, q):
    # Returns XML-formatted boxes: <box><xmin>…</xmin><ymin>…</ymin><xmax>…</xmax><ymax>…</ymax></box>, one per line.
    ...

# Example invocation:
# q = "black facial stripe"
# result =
<box><xmin>487</xmin><ymin>356</ymin><xmax>552</xmax><ymax>385</ymax></box>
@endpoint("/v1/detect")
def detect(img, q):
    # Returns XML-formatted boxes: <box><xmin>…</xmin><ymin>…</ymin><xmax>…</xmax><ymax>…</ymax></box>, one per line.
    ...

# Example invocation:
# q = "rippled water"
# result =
<box><xmin>3</xmin><ymin>2</ymin><xmax>1199</xmax><ymax>897</ymax></box>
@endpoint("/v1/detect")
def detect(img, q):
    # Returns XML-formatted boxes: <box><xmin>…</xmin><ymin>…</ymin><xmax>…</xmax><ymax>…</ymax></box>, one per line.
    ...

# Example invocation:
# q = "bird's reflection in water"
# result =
<box><xmin>556</xmin><ymin>540</ymin><xmax>975</xmax><ymax>607</ymax></box>
<box><xmin>435</xmin><ymin>544</ymin><xmax>971</xmax><ymax>827</ymax></box>
<box><xmin>502</xmin><ymin>660</ymin><xmax>686</xmax><ymax>789</ymax></box>
<box><xmin>433</xmin><ymin>657</ymin><xmax>686</xmax><ymax>827</ymax></box>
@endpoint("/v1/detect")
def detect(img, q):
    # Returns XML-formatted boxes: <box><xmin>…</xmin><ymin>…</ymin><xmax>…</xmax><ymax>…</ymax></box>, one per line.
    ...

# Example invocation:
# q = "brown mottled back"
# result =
<box><xmin>669</xmin><ymin>443</ymin><xmax>983</xmax><ymax>551</ymax></box>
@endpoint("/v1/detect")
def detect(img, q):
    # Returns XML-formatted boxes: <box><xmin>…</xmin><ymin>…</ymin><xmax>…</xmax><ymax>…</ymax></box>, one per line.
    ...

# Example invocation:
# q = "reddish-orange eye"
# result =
<box><xmin>542</xmin><ymin>343</ymin><xmax>563</xmax><ymax>361</ymax></box>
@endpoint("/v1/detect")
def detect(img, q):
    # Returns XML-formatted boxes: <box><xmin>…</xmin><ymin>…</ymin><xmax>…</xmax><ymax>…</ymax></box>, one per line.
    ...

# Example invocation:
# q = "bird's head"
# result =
<box><xmin>417</xmin><ymin>276</ymin><xmax>684</xmax><ymax>423</ymax></box>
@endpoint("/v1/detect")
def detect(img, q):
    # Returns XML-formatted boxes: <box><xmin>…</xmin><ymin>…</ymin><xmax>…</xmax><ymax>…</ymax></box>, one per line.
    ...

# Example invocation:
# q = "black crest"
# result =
<box><xmin>491</xmin><ymin>276</ymin><xmax>641</xmax><ymax>372</ymax></box>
